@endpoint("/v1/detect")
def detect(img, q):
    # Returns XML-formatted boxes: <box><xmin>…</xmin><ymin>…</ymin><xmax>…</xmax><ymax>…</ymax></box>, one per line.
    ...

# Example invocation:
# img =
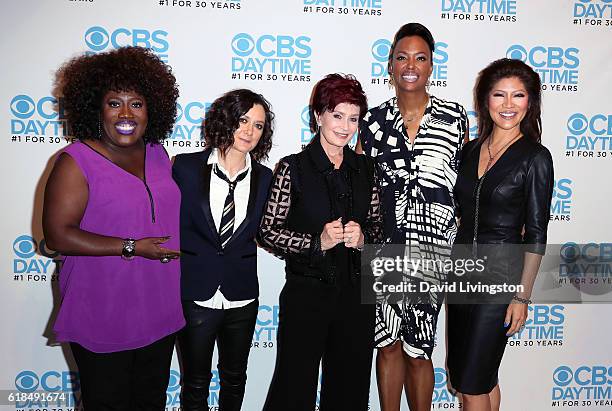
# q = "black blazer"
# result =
<box><xmin>173</xmin><ymin>149</ymin><xmax>273</xmax><ymax>301</ymax></box>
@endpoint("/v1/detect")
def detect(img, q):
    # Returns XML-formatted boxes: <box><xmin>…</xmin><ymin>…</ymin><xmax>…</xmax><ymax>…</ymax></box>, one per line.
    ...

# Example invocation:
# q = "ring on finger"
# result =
<box><xmin>160</xmin><ymin>256</ymin><xmax>171</xmax><ymax>264</ymax></box>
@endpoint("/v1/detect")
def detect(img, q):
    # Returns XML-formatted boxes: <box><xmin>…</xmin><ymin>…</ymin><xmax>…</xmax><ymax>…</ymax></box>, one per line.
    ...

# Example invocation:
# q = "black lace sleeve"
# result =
<box><xmin>363</xmin><ymin>165</ymin><xmax>384</xmax><ymax>245</ymax></box>
<box><xmin>258</xmin><ymin>159</ymin><xmax>321</xmax><ymax>259</ymax></box>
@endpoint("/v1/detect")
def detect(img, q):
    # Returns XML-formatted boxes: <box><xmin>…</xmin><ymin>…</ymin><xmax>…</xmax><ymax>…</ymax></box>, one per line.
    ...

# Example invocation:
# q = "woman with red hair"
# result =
<box><xmin>259</xmin><ymin>73</ymin><xmax>383</xmax><ymax>411</ymax></box>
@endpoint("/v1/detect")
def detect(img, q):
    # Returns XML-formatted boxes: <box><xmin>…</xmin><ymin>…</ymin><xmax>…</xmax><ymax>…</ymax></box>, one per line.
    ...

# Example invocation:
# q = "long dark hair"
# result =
<box><xmin>474</xmin><ymin>58</ymin><xmax>542</xmax><ymax>144</ymax></box>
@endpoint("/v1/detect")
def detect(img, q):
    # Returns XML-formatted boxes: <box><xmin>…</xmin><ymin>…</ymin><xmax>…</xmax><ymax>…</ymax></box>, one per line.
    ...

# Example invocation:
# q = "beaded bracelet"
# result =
<box><xmin>512</xmin><ymin>295</ymin><xmax>532</xmax><ymax>304</ymax></box>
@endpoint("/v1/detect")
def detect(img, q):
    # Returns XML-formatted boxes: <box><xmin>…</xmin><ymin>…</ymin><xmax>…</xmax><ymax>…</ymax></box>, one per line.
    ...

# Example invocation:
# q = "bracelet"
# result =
<box><xmin>512</xmin><ymin>295</ymin><xmax>532</xmax><ymax>304</ymax></box>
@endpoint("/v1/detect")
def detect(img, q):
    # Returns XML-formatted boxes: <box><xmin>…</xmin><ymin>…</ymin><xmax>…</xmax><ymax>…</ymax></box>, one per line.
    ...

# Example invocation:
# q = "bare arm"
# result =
<box><xmin>43</xmin><ymin>152</ymin><xmax>178</xmax><ymax>259</ymax></box>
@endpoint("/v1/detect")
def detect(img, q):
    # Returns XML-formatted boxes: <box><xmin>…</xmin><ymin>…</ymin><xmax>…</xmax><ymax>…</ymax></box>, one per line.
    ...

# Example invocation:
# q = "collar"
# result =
<box><xmin>207</xmin><ymin>148</ymin><xmax>251</xmax><ymax>181</ymax></box>
<box><xmin>306</xmin><ymin>134</ymin><xmax>358</xmax><ymax>173</ymax></box>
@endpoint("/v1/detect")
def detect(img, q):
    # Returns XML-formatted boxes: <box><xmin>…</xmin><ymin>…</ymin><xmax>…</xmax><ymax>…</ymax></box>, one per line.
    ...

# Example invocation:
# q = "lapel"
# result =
<box><xmin>224</xmin><ymin>160</ymin><xmax>261</xmax><ymax>249</ymax></box>
<box><xmin>199</xmin><ymin>149</ymin><xmax>222</xmax><ymax>247</ymax></box>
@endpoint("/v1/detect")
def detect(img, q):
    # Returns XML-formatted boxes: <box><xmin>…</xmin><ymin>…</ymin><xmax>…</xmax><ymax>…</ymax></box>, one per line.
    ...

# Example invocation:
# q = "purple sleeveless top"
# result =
<box><xmin>53</xmin><ymin>141</ymin><xmax>185</xmax><ymax>353</ymax></box>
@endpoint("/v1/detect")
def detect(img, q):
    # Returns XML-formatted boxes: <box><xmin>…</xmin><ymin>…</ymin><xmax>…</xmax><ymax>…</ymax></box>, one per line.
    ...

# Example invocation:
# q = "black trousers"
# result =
<box><xmin>263</xmin><ymin>276</ymin><xmax>375</xmax><ymax>411</ymax></box>
<box><xmin>178</xmin><ymin>299</ymin><xmax>258</xmax><ymax>411</ymax></box>
<box><xmin>70</xmin><ymin>333</ymin><xmax>175</xmax><ymax>411</ymax></box>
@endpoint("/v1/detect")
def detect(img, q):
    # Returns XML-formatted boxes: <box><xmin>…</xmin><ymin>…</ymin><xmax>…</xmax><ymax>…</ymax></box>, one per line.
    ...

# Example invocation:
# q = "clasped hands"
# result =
<box><xmin>320</xmin><ymin>218</ymin><xmax>364</xmax><ymax>252</ymax></box>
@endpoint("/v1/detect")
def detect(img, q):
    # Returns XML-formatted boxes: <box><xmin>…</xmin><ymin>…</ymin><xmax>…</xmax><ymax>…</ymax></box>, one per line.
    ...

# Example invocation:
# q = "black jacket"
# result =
<box><xmin>173</xmin><ymin>149</ymin><xmax>273</xmax><ymax>301</ymax></box>
<box><xmin>258</xmin><ymin>137</ymin><xmax>383</xmax><ymax>284</ymax></box>
<box><xmin>452</xmin><ymin>137</ymin><xmax>554</xmax><ymax>293</ymax></box>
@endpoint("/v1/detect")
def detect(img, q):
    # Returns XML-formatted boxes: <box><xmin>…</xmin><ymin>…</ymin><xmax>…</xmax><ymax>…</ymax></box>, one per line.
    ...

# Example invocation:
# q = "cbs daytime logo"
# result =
<box><xmin>9</xmin><ymin>94</ymin><xmax>70</xmax><ymax>141</ymax></box>
<box><xmin>565</xmin><ymin>113</ymin><xmax>612</xmax><ymax>158</ymax></box>
<box><xmin>230</xmin><ymin>33</ymin><xmax>312</xmax><ymax>82</ymax></box>
<box><xmin>12</xmin><ymin>235</ymin><xmax>60</xmax><ymax>282</ymax></box>
<box><xmin>506</xmin><ymin>44</ymin><xmax>579</xmax><ymax>92</ymax></box>
<box><xmin>572</xmin><ymin>0</ymin><xmax>612</xmax><ymax>27</ymax></box>
<box><xmin>467</xmin><ymin>110</ymin><xmax>478</xmax><ymax>140</ymax></box>
<box><xmin>551</xmin><ymin>365</ymin><xmax>612</xmax><ymax>406</ymax></box>
<box><xmin>507</xmin><ymin>305</ymin><xmax>565</xmax><ymax>347</ymax></box>
<box><xmin>369</xmin><ymin>39</ymin><xmax>449</xmax><ymax>88</ymax></box>
<box><xmin>166</xmin><ymin>100</ymin><xmax>211</xmax><ymax>148</ymax></box>
<box><xmin>84</xmin><ymin>26</ymin><xmax>169</xmax><ymax>62</ymax></box>
<box><xmin>14</xmin><ymin>370</ymin><xmax>80</xmax><ymax>408</ymax></box>
<box><xmin>253</xmin><ymin>304</ymin><xmax>279</xmax><ymax>348</ymax></box>
<box><xmin>550</xmin><ymin>178</ymin><xmax>573</xmax><ymax>222</ymax></box>
<box><xmin>302</xmin><ymin>0</ymin><xmax>383</xmax><ymax>16</ymax></box>
<box><xmin>301</xmin><ymin>106</ymin><xmax>314</xmax><ymax>147</ymax></box>
<box><xmin>432</xmin><ymin>368</ymin><xmax>458</xmax><ymax>404</ymax></box>
<box><xmin>440</xmin><ymin>0</ymin><xmax>517</xmax><ymax>22</ymax></box>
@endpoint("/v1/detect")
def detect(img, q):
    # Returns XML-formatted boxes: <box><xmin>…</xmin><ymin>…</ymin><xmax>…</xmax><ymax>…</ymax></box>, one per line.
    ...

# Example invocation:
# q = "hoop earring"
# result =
<box><xmin>98</xmin><ymin>117</ymin><xmax>102</xmax><ymax>139</ymax></box>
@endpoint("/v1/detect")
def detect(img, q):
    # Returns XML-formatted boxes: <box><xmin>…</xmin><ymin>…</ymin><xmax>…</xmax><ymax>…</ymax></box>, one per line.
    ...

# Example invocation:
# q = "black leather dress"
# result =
<box><xmin>447</xmin><ymin>137</ymin><xmax>554</xmax><ymax>394</ymax></box>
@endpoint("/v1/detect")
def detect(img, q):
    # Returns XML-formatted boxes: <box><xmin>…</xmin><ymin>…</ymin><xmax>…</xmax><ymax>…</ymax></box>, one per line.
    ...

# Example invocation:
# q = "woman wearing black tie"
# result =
<box><xmin>172</xmin><ymin>89</ymin><xmax>274</xmax><ymax>411</ymax></box>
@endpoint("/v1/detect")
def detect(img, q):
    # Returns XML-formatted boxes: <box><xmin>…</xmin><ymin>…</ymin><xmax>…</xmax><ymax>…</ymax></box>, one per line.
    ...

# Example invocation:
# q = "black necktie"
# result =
<box><xmin>213</xmin><ymin>164</ymin><xmax>249</xmax><ymax>247</ymax></box>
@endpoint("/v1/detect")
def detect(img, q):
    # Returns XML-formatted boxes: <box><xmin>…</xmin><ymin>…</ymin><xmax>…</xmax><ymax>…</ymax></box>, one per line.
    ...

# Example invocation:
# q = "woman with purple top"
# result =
<box><xmin>43</xmin><ymin>46</ymin><xmax>184</xmax><ymax>411</ymax></box>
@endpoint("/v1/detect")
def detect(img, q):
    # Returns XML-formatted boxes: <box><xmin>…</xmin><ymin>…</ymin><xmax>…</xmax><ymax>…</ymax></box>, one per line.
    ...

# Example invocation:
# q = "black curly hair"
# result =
<box><xmin>56</xmin><ymin>46</ymin><xmax>179</xmax><ymax>143</ymax></box>
<box><xmin>203</xmin><ymin>89</ymin><xmax>274</xmax><ymax>162</ymax></box>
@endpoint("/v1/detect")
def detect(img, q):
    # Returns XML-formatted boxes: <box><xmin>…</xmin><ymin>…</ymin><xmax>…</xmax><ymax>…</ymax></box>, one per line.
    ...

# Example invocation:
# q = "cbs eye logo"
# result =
<box><xmin>15</xmin><ymin>371</ymin><xmax>40</xmax><ymax>393</ymax></box>
<box><xmin>506</xmin><ymin>44</ymin><xmax>528</xmax><ymax>61</ymax></box>
<box><xmin>13</xmin><ymin>235</ymin><xmax>37</xmax><ymax>259</ymax></box>
<box><xmin>553</xmin><ymin>366</ymin><xmax>574</xmax><ymax>386</ymax></box>
<box><xmin>10</xmin><ymin>95</ymin><xmax>36</xmax><ymax>119</ymax></box>
<box><xmin>166</xmin><ymin>370</ymin><xmax>181</xmax><ymax>392</ymax></box>
<box><xmin>371</xmin><ymin>39</ymin><xmax>391</xmax><ymax>63</ymax></box>
<box><xmin>85</xmin><ymin>26</ymin><xmax>109</xmax><ymax>51</ymax></box>
<box><xmin>567</xmin><ymin>113</ymin><xmax>588</xmax><ymax>135</ymax></box>
<box><xmin>433</xmin><ymin>368</ymin><xmax>448</xmax><ymax>389</ymax></box>
<box><xmin>232</xmin><ymin>33</ymin><xmax>256</xmax><ymax>57</ymax></box>
<box><xmin>301</xmin><ymin>106</ymin><xmax>311</xmax><ymax>128</ymax></box>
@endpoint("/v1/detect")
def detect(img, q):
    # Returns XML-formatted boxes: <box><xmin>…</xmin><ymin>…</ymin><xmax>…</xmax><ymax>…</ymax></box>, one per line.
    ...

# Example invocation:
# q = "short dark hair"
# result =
<box><xmin>388</xmin><ymin>22</ymin><xmax>435</xmax><ymax>73</ymax></box>
<box><xmin>474</xmin><ymin>58</ymin><xmax>542</xmax><ymax>143</ymax></box>
<box><xmin>203</xmin><ymin>89</ymin><xmax>274</xmax><ymax>162</ymax></box>
<box><xmin>56</xmin><ymin>46</ymin><xmax>178</xmax><ymax>144</ymax></box>
<box><xmin>309</xmin><ymin>73</ymin><xmax>368</xmax><ymax>133</ymax></box>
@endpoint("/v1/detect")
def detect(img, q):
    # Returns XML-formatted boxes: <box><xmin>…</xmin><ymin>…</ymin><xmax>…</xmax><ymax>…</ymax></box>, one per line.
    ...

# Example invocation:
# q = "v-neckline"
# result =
<box><xmin>81</xmin><ymin>141</ymin><xmax>148</xmax><ymax>182</ymax></box>
<box><xmin>476</xmin><ymin>137</ymin><xmax>522</xmax><ymax>180</ymax></box>
<box><xmin>396</xmin><ymin>96</ymin><xmax>432</xmax><ymax>149</ymax></box>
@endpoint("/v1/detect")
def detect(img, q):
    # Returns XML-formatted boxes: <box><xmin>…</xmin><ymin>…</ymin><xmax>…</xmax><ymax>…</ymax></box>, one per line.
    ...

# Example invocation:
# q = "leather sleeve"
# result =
<box><xmin>523</xmin><ymin>147</ymin><xmax>554</xmax><ymax>254</ymax></box>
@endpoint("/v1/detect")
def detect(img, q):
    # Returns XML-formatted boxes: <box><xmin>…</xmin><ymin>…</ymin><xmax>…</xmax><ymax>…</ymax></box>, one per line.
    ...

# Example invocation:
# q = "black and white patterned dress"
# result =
<box><xmin>360</xmin><ymin>95</ymin><xmax>467</xmax><ymax>359</ymax></box>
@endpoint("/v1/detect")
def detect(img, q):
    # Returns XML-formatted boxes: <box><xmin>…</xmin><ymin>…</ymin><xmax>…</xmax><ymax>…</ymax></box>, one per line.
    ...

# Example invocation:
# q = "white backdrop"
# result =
<box><xmin>2</xmin><ymin>0</ymin><xmax>612</xmax><ymax>410</ymax></box>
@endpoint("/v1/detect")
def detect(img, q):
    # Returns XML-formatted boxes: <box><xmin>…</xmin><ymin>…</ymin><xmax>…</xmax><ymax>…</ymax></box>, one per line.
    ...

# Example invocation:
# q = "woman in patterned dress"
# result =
<box><xmin>357</xmin><ymin>23</ymin><xmax>467</xmax><ymax>411</ymax></box>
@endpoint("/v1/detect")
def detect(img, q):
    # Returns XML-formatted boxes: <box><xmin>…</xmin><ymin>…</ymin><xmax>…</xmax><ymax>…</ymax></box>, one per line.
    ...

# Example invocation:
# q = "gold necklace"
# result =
<box><xmin>485</xmin><ymin>133</ymin><xmax>522</xmax><ymax>174</ymax></box>
<box><xmin>401</xmin><ymin>97</ymin><xmax>429</xmax><ymax>125</ymax></box>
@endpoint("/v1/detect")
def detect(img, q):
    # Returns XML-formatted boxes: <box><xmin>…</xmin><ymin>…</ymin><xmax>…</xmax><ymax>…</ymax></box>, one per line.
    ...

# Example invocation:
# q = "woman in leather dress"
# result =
<box><xmin>447</xmin><ymin>58</ymin><xmax>554</xmax><ymax>411</ymax></box>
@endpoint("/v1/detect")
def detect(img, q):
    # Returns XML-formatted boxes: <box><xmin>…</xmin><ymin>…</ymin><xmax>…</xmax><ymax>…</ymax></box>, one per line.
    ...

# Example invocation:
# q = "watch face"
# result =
<box><xmin>122</xmin><ymin>239</ymin><xmax>136</xmax><ymax>259</ymax></box>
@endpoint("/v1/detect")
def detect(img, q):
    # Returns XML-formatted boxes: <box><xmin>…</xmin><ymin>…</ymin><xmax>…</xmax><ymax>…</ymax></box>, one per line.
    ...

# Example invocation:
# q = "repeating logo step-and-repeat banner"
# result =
<box><xmin>2</xmin><ymin>0</ymin><xmax>611</xmax><ymax>410</ymax></box>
